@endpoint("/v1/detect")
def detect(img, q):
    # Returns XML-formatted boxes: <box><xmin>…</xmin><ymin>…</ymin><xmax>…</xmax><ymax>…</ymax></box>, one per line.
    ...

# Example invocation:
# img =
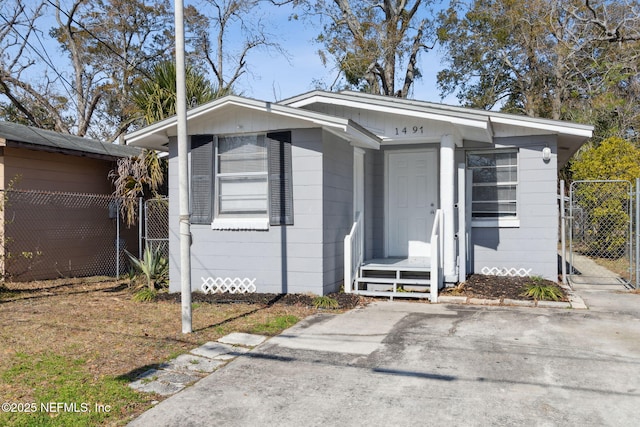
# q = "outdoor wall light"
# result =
<box><xmin>542</xmin><ymin>146</ymin><xmax>551</xmax><ymax>162</ymax></box>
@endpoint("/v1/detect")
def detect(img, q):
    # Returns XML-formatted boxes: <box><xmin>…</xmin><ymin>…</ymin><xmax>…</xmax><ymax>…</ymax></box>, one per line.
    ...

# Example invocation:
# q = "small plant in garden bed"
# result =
<box><xmin>520</xmin><ymin>276</ymin><xmax>564</xmax><ymax>301</ymax></box>
<box><xmin>312</xmin><ymin>295</ymin><xmax>339</xmax><ymax>309</ymax></box>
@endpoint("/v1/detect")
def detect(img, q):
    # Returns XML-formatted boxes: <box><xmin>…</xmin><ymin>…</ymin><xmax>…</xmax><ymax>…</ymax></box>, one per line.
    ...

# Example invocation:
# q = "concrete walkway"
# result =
<box><xmin>128</xmin><ymin>333</ymin><xmax>267</xmax><ymax>396</ymax></box>
<box><xmin>128</xmin><ymin>280</ymin><xmax>640</xmax><ymax>427</ymax></box>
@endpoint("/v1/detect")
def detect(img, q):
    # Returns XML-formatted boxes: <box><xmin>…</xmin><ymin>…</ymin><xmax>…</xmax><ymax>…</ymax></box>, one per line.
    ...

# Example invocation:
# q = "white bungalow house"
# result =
<box><xmin>125</xmin><ymin>91</ymin><xmax>592</xmax><ymax>301</ymax></box>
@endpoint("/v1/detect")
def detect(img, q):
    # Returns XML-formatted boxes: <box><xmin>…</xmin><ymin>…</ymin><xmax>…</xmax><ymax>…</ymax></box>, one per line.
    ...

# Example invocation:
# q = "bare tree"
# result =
<box><xmin>0</xmin><ymin>1</ymin><xmax>69</xmax><ymax>131</ymax></box>
<box><xmin>50</xmin><ymin>0</ymin><xmax>174</xmax><ymax>140</ymax></box>
<box><xmin>0</xmin><ymin>0</ymin><xmax>174</xmax><ymax>140</ymax></box>
<box><xmin>277</xmin><ymin>0</ymin><xmax>442</xmax><ymax>97</ymax></box>
<box><xmin>438</xmin><ymin>0</ymin><xmax>640</xmax><ymax>141</ymax></box>
<box><xmin>189</xmin><ymin>0</ymin><xmax>288</xmax><ymax>95</ymax></box>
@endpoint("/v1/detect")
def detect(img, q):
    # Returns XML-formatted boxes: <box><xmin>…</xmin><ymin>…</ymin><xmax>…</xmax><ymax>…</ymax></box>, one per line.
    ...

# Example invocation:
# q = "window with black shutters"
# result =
<box><xmin>190</xmin><ymin>135</ymin><xmax>214</xmax><ymax>224</ymax></box>
<box><xmin>189</xmin><ymin>131</ymin><xmax>293</xmax><ymax>227</ymax></box>
<box><xmin>267</xmin><ymin>131</ymin><xmax>293</xmax><ymax>225</ymax></box>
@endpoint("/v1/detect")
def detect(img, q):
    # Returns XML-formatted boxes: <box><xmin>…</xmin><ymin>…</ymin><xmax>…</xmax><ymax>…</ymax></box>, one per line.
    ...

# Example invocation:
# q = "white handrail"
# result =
<box><xmin>344</xmin><ymin>212</ymin><xmax>363</xmax><ymax>293</ymax></box>
<box><xmin>430</xmin><ymin>209</ymin><xmax>444</xmax><ymax>302</ymax></box>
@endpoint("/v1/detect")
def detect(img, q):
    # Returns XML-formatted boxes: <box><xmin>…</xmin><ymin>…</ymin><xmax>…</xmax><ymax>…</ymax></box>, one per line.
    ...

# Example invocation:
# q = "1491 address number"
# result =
<box><xmin>395</xmin><ymin>126</ymin><xmax>424</xmax><ymax>136</ymax></box>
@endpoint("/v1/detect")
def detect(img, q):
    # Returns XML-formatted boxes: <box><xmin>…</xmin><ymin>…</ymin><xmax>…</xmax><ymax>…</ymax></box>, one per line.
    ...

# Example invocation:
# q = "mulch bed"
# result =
<box><xmin>156</xmin><ymin>291</ymin><xmax>363</xmax><ymax>309</ymax></box>
<box><xmin>441</xmin><ymin>274</ymin><xmax>569</xmax><ymax>302</ymax></box>
<box><xmin>156</xmin><ymin>274</ymin><xmax>568</xmax><ymax>307</ymax></box>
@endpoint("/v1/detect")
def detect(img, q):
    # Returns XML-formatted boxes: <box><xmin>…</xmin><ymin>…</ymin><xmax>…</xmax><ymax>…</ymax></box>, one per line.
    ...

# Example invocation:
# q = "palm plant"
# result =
<box><xmin>131</xmin><ymin>60</ymin><xmax>225</xmax><ymax>125</ymax></box>
<box><xmin>125</xmin><ymin>245</ymin><xmax>169</xmax><ymax>291</ymax></box>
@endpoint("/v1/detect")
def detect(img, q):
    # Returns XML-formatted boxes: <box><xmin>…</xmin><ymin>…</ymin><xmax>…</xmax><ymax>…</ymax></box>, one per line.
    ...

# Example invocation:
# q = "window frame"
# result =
<box><xmin>467</xmin><ymin>149</ymin><xmax>520</xmax><ymax>228</ymax></box>
<box><xmin>205</xmin><ymin>131</ymin><xmax>294</xmax><ymax>230</ymax></box>
<box><xmin>214</xmin><ymin>134</ymin><xmax>269</xmax><ymax>218</ymax></box>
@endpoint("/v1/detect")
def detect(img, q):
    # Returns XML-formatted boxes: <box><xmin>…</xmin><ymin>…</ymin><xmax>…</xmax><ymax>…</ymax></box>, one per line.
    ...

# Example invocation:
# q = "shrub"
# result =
<box><xmin>312</xmin><ymin>295</ymin><xmax>339</xmax><ymax>309</ymax></box>
<box><xmin>125</xmin><ymin>245</ymin><xmax>168</xmax><ymax>291</ymax></box>
<box><xmin>520</xmin><ymin>277</ymin><xmax>564</xmax><ymax>301</ymax></box>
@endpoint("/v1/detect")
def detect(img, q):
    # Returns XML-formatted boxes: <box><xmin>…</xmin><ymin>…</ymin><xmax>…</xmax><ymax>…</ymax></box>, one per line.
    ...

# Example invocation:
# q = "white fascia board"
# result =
<box><xmin>285</xmin><ymin>92</ymin><xmax>491</xmax><ymax>133</ymax></box>
<box><xmin>345</xmin><ymin>122</ymin><xmax>381</xmax><ymax>149</ymax></box>
<box><xmin>125</xmin><ymin>94</ymin><xmax>380</xmax><ymax>150</ymax></box>
<box><xmin>490</xmin><ymin>115</ymin><xmax>593</xmax><ymax>138</ymax></box>
<box><xmin>285</xmin><ymin>91</ymin><xmax>594</xmax><ymax>139</ymax></box>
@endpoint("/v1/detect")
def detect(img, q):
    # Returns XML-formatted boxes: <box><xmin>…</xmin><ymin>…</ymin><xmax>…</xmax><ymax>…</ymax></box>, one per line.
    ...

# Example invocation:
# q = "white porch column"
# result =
<box><xmin>440</xmin><ymin>134</ymin><xmax>459</xmax><ymax>283</ymax></box>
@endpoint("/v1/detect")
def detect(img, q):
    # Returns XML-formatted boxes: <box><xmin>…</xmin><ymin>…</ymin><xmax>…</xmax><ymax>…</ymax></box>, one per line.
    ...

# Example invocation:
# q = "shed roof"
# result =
<box><xmin>0</xmin><ymin>121</ymin><xmax>141</xmax><ymax>160</ymax></box>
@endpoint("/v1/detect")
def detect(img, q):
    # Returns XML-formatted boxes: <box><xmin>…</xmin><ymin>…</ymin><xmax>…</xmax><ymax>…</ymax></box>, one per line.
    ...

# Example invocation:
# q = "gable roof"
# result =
<box><xmin>125</xmin><ymin>91</ymin><xmax>593</xmax><ymax>167</ymax></box>
<box><xmin>281</xmin><ymin>91</ymin><xmax>593</xmax><ymax>166</ymax></box>
<box><xmin>124</xmin><ymin>95</ymin><xmax>381</xmax><ymax>150</ymax></box>
<box><xmin>0</xmin><ymin>121</ymin><xmax>141</xmax><ymax>160</ymax></box>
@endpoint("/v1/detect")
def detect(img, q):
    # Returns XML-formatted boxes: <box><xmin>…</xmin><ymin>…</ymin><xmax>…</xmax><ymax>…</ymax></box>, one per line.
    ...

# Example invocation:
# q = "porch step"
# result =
<box><xmin>356</xmin><ymin>277</ymin><xmax>430</xmax><ymax>285</ymax></box>
<box><xmin>355</xmin><ymin>257</ymin><xmax>432</xmax><ymax>297</ymax></box>
<box><xmin>353</xmin><ymin>290</ymin><xmax>432</xmax><ymax>300</ymax></box>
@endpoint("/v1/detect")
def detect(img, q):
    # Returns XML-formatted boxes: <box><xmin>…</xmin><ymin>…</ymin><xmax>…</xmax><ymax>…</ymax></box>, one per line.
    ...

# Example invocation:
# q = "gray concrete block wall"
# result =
<box><xmin>321</xmin><ymin>130</ymin><xmax>354</xmax><ymax>293</ymax></box>
<box><xmin>469</xmin><ymin>135</ymin><xmax>559</xmax><ymax>280</ymax></box>
<box><xmin>167</xmin><ymin>129</ymin><xmax>328</xmax><ymax>295</ymax></box>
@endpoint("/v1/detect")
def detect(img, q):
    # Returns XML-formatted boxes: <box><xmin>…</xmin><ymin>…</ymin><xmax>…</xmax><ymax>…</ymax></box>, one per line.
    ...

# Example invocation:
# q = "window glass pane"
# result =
<box><xmin>217</xmin><ymin>135</ymin><xmax>268</xmax><ymax>217</ymax></box>
<box><xmin>467</xmin><ymin>152</ymin><xmax>516</xmax><ymax>168</ymax></box>
<box><xmin>218</xmin><ymin>176</ymin><xmax>268</xmax><ymax>214</ymax></box>
<box><xmin>472</xmin><ymin>185</ymin><xmax>517</xmax><ymax>201</ymax></box>
<box><xmin>218</xmin><ymin>135</ymin><xmax>267</xmax><ymax>174</ymax></box>
<box><xmin>494</xmin><ymin>152</ymin><xmax>517</xmax><ymax>166</ymax></box>
<box><xmin>468</xmin><ymin>150</ymin><xmax>518</xmax><ymax>219</ymax></box>
<box><xmin>472</xmin><ymin>202</ymin><xmax>517</xmax><ymax>216</ymax></box>
<box><xmin>472</xmin><ymin>167</ymin><xmax>517</xmax><ymax>184</ymax></box>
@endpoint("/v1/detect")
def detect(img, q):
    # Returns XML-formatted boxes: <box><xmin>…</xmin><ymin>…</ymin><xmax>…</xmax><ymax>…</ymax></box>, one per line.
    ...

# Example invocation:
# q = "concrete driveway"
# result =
<box><xmin>130</xmin><ymin>286</ymin><xmax>640</xmax><ymax>426</ymax></box>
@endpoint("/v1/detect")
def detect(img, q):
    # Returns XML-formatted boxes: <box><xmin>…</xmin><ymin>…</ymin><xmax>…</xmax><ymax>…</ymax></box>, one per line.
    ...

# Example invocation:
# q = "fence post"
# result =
<box><xmin>139</xmin><ymin>197</ymin><xmax>144</xmax><ymax>259</ymax></box>
<box><xmin>560</xmin><ymin>180</ymin><xmax>567</xmax><ymax>285</ymax></box>
<box><xmin>636</xmin><ymin>178</ymin><xmax>639</xmax><ymax>289</ymax></box>
<box><xmin>116</xmin><ymin>199</ymin><xmax>120</xmax><ymax>279</ymax></box>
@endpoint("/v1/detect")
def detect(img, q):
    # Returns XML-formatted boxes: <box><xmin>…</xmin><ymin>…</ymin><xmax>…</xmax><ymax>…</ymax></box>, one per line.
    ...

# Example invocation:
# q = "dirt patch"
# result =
<box><xmin>0</xmin><ymin>278</ymin><xmax>363</xmax><ymax>425</ymax></box>
<box><xmin>441</xmin><ymin>274</ymin><xmax>569</xmax><ymax>302</ymax></box>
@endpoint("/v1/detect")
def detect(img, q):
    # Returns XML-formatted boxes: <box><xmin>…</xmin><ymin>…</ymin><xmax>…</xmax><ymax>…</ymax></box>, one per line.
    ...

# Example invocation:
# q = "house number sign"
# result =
<box><xmin>394</xmin><ymin>126</ymin><xmax>424</xmax><ymax>136</ymax></box>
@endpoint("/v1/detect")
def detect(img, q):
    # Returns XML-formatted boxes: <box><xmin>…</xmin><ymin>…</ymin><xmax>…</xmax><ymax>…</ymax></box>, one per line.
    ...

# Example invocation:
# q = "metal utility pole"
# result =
<box><xmin>174</xmin><ymin>0</ymin><xmax>192</xmax><ymax>333</ymax></box>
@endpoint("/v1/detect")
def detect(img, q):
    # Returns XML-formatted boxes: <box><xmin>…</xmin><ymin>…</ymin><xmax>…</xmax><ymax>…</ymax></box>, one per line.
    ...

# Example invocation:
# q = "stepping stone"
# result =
<box><xmin>161</xmin><ymin>354</ymin><xmax>225</xmax><ymax>373</ymax></box>
<box><xmin>128</xmin><ymin>369</ymin><xmax>199</xmax><ymax>396</ymax></box>
<box><xmin>218</xmin><ymin>332</ymin><xmax>267</xmax><ymax>347</ymax></box>
<box><xmin>190</xmin><ymin>341</ymin><xmax>250</xmax><ymax>360</ymax></box>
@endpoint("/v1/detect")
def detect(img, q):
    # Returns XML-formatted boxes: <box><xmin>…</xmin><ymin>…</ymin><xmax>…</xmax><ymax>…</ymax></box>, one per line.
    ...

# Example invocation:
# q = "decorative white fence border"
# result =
<box><xmin>480</xmin><ymin>267</ymin><xmax>532</xmax><ymax>277</ymax></box>
<box><xmin>201</xmin><ymin>277</ymin><xmax>257</xmax><ymax>294</ymax></box>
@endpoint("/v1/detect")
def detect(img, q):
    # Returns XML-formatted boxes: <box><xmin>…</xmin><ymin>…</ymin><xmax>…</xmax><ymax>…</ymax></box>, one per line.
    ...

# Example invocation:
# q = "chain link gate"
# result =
<box><xmin>567</xmin><ymin>180</ymin><xmax>636</xmax><ymax>287</ymax></box>
<box><xmin>142</xmin><ymin>197</ymin><xmax>169</xmax><ymax>260</ymax></box>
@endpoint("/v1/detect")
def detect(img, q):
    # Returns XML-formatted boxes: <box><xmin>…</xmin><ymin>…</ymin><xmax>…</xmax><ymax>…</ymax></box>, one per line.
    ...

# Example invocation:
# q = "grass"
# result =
<box><xmin>0</xmin><ymin>277</ymin><xmax>317</xmax><ymax>426</ymax></box>
<box><xmin>312</xmin><ymin>295</ymin><xmax>339</xmax><ymax>309</ymax></box>
<box><xmin>1</xmin><ymin>353</ymin><xmax>145</xmax><ymax>426</ymax></box>
<box><xmin>250</xmin><ymin>315</ymin><xmax>300</xmax><ymax>335</ymax></box>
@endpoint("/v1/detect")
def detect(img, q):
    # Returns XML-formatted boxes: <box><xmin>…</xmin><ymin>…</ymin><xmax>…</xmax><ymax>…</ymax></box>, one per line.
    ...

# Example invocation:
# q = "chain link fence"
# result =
<box><xmin>564</xmin><ymin>180</ymin><xmax>637</xmax><ymax>287</ymax></box>
<box><xmin>0</xmin><ymin>189</ymin><xmax>138</xmax><ymax>281</ymax></box>
<box><xmin>143</xmin><ymin>197</ymin><xmax>169</xmax><ymax>259</ymax></box>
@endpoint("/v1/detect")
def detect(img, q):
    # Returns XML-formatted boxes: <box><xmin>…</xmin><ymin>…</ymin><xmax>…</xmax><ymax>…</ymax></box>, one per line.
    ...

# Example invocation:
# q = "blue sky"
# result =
<box><xmin>221</xmin><ymin>2</ymin><xmax>457</xmax><ymax>104</ymax></box>
<box><xmin>30</xmin><ymin>1</ymin><xmax>457</xmax><ymax>105</ymax></box>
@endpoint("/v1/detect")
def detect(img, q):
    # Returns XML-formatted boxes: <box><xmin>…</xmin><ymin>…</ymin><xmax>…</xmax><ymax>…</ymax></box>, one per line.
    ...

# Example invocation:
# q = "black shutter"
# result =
<box><xmin>267</xmin><ymin>131</ymin><xmax>293</xmax><ymax>225</ymax></box>
<box><xmin>190</xmin><ymin>135</ymin><xmax>214</xmax><ymax>224</ymax></box>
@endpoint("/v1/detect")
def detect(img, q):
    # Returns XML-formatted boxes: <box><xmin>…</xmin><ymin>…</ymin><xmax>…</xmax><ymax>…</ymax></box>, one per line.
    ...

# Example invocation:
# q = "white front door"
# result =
<box><xmin>387</xmin><ymin>149</ymin><xmax>438</xmax><ymax>257</ymax></box>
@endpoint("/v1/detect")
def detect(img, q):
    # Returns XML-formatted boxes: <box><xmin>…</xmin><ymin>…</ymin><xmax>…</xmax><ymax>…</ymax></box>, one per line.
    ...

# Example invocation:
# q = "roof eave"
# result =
<box><xmin>125</xmin><ymin>95</ymin><xmax>382</xmax><ymax>150</ymax></box>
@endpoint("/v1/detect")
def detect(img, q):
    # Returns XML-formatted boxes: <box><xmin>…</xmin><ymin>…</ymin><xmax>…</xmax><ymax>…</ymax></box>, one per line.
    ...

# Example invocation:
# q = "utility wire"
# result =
<box><xmin>43</xmin><ymin>0</ymin><xmax>157</xmax><ymax>81</ymax></box>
